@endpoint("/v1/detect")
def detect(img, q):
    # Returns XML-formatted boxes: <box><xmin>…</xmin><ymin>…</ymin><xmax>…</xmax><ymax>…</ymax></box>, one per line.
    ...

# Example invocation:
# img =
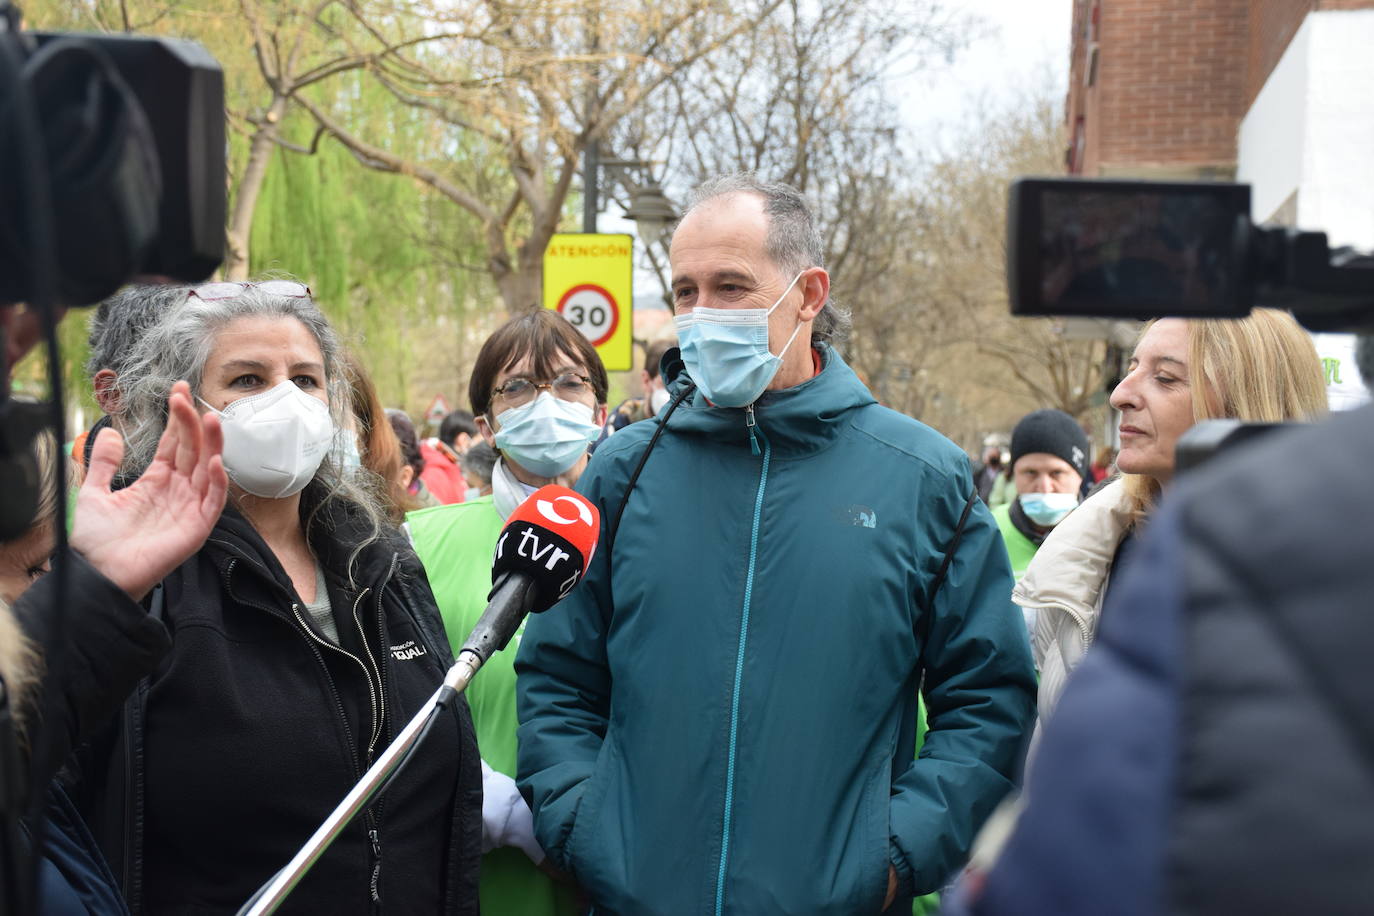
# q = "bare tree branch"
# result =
<box><xmin>294</xmin><ymin>92</ymin><xmax>502</xmax><ymax>225</ymax></box>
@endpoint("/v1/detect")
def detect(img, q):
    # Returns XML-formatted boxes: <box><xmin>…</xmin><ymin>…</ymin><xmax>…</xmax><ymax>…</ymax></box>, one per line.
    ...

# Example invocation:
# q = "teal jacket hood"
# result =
<box><xmin>656</xmin><ymin>343</ymin><xmax>878</xmax><ymax>457</ymax></box>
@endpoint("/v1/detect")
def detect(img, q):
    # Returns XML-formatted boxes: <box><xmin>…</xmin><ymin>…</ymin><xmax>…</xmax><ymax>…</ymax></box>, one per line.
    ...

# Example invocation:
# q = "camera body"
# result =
<box><xmin>1005</xmin><ymin>176</ymin><xmax>1374</xmax><ymax>470</ymax></box>
<box><xmin>0</xmin><ymin>5</ymin><xmax>225</xmax><ymax>307</ymax></box>
<box><xmin>1007</xmin><ymin>177</ymin><xmax>1374</xmax><ymax>333</ymax></box>
<box><xmin>0</xmin><ymin>3</ymin><xmax>225</xmax><ymax>540</ymax></box>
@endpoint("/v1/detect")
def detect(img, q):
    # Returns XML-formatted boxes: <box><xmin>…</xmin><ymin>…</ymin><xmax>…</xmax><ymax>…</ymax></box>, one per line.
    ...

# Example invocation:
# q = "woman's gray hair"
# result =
<box><xmin>114</xmin><ymin>282</ymin><xmax>389</xmax><ymax>574</ymax></box>
<box><xmin>680</xmin><ymin>174</ymin><xmax>853</xmax><ymax>347</ymax></box>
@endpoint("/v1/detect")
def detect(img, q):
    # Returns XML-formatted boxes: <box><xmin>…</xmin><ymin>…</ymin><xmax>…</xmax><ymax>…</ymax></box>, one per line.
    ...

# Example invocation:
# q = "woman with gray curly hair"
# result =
<box><xmin>78</xmin><ymin>280</ymin><xmax>481</xmax><ymax>914</ymax></box>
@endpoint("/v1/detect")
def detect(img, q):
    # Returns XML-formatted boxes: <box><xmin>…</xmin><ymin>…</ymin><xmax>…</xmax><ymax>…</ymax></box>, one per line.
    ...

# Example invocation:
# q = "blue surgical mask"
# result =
<box><xmin>491</xmin><ymin>392</ymin><xmax>601</xmax><ymax>479</ymax></box>
<box><xmin>674</xmin><ymin>271</ymin><xmax>806</xmax><ymax>408</ymax></box>
<box><xmin>1019</xmin><ymin>491</ymin><xmax>1079</xmax><ymax>527</ymax></box>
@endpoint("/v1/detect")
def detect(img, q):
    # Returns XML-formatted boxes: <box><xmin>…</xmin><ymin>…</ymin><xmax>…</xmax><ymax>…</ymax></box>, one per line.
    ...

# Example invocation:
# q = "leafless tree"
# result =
<box><xmin>294</xmin><ymin>0</ymin><xmax>786</xmax><ymax>313</ymax></box>
<box><xmin>226</xmin><ymin>0</ymin><xmax>474</xmax><ymax>279</ymax></box>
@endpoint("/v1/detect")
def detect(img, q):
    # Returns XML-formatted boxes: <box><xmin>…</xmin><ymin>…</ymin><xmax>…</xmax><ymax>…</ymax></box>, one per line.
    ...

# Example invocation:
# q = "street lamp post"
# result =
<box><xmin>620</xmin><ymin>180</ymin><xmax>679</xmax><ymax>249</ymax></box>
<box><xmin>582</xmin><ymin>140</ymin><xmax>601</xmax><ymax>233</ymax></box>
<box><xmin>582</xmin><ymin>153</ymin><xmax>680</xmax><ymax>247</ymax></box>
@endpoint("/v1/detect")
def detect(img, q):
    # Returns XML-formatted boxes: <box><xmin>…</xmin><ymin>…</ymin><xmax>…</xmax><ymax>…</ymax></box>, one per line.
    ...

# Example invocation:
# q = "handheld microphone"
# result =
<box><xmin>461</xmin><ymin>485</ymin><xmax>600</xmax><ymax>663</ymax></box>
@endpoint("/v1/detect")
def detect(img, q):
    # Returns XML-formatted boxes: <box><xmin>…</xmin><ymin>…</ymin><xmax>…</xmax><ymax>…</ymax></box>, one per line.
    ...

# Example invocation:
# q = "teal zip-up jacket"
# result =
<box><xmin>515</xmin><ymin>347</ymin><xmax>1036</xmax><ymax>916</ymax></box>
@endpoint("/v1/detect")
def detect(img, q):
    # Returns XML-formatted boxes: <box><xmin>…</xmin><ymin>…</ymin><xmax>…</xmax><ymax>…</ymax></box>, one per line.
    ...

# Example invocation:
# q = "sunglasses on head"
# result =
<box><xmin>189</xmin><ymin>280</ymin><xmax>312</xmax><ymax>302</ymax></box>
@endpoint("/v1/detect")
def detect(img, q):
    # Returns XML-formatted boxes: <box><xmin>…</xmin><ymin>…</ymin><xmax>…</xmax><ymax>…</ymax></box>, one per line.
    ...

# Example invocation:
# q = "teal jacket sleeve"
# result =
<box><xmin>513</xmin><ymin>459</ymin><xmax>616</xmax><ymax>873</ymax></box>
<box><xmin>888</xmin><ymin>486</ymin><xmax>1038</xmax><ymax>895</ymax></box>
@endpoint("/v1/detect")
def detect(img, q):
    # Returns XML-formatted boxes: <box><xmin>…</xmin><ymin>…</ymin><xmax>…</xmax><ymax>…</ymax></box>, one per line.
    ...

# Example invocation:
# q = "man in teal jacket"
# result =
<box><xmin>516</xmin><ymin>175</ymin><xmax>1037</xmax><ymax>916</ymax></box>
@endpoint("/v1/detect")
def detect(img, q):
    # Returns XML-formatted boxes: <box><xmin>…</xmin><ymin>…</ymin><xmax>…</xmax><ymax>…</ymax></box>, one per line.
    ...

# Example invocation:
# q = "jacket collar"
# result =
<box><xmin>660</xmin><ymin>344</ymin><xmax>877</xmax><ymax>458</ymax></box>
<box><xmin>1012</xmin><ymin>477</ymin><xmax>1135</xmax><ymax>626</ymax></box>
<box><xmin>204</xmin><ymin>486</ymin><xmax>402</xmax><ymax>598</ymax></box>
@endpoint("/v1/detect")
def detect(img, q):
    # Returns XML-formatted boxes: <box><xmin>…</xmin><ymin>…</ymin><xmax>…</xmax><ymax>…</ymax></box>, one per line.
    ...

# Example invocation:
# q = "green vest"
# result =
<box><xmin>991</xmin><ymin>502</ymin><xmax>1039</xmax><ymax>581</ymax></box>
<box><xmin>406</xmin><ymin>497</ymin><xmax>580</xmax><ymax>916</ymax></box>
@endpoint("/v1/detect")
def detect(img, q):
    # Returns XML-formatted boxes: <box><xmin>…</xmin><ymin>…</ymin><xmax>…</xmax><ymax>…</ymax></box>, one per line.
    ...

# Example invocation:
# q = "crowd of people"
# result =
<box><xmin>1</xmin><ymin>171</ymin><xmax>1368</xmax><ymax>916</ymax></box>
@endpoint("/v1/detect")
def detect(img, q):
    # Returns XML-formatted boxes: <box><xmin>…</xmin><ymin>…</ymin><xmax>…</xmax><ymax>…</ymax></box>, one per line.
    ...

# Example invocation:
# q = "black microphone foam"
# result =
<box><xmin>459</xmin><ymin>486</ymin><xmax>600</xmax><ymax>662</ymax></box>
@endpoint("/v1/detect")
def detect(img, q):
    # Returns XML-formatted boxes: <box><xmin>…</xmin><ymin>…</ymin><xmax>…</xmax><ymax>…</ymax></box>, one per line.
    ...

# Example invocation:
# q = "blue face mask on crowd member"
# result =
<box><xmin>674</xmin><ymin>270</ymin><xmax>806</xmax><ymax>408</ymax></box>
<box><xmin>492</xmin><ymin>392</ymin><xmax>601</xmax><ymax>478</ymax></box>
<box><xmin>1018</xmin><ymin>491</ymin><xmax>1079</xmax><ymax>527</ymax></box>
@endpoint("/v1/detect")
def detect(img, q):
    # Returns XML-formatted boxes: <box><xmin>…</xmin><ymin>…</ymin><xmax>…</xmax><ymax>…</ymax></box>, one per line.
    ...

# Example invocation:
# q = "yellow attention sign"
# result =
<box><xmin>543</xmin><ymin>233</ymin><xmax>634</xmax><ymax>372</ymax></box>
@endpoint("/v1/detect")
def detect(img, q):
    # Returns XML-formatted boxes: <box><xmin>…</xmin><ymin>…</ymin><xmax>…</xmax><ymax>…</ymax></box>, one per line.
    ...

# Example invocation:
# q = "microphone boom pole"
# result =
<box><xmin>240</xmin><ymin>575</ymin><xmax>540</xmax><ymax>916</ymax></box>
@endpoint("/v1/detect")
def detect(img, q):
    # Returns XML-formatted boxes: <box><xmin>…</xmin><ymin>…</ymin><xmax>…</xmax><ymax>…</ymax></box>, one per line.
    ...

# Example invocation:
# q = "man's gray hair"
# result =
<box><xmin>87</xmin><ymin>285</ymin><xmax>188</xmax><ymax>377</ymax></box>
<box><xmin>679</xmin><ymin>174</ymin><xmax>852</xmax><ymax>347</ymax></box>
<box><xmin>112</xmin><ymin>282</ymin><xmax>389</xmax><ymax>573</ymax></box>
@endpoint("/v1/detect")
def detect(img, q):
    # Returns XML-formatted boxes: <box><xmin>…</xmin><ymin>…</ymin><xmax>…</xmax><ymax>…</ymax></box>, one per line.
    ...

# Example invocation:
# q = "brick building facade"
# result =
<box><xmin>1064</xmin><ymin>0</ymin><xmax>1374</xmax><ymax>412</ymax></box>
<box><xmin>1066</xmin><ymin>0</ymin><xmax>1374</xmax><ymax>179</ymax></box>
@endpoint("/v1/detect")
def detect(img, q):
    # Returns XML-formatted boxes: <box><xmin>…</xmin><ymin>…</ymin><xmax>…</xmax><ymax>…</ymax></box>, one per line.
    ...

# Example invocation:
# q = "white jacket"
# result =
<box><xmin>1015</xmin><ymin>478</ymin><xmax>1135</xmax><ymax>725</ymax></box>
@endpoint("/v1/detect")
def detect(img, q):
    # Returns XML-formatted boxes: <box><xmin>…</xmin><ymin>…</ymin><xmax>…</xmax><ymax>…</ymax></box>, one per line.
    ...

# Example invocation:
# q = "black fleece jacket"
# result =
<box><xmin>13</xmin><ymin>551</ymin><xmax>171</xmax><ymax>792</ymax></box>
<box><xmin>76</xmin><ymin>494</ymin><xmax>481</xmax><ymax>915</ymax></box>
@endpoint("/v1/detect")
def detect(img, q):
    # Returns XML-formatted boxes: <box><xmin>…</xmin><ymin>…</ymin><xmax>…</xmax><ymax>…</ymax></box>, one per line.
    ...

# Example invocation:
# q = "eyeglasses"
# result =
<box><xmin>491</xmin><ymin>373</ymin><xmax>595</xmax><ymax>409</ymax></box>
<box><xmin>189</xmin><ymin>280</ymin><xmax>312</xmax><ymax>302</ymax></box>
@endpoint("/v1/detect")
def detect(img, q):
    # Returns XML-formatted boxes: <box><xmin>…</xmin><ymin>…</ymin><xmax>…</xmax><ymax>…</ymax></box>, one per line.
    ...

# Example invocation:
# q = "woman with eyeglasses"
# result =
<box><xmin>74</xmin><ymin>280</ymin><xmax>482</xmax><ymax>914</ymax></box>
<box><xmin>405</xmin><ymin>309</ymin><xmax>609</xmax><ymax>916</ymax></box>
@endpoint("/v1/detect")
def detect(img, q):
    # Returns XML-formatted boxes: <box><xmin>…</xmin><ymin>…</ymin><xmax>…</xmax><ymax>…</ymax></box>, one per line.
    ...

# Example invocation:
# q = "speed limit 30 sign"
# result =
<box><xmin>543</xmin><ymin>233</ymin><xmax>634</xmax><ymax>371</ymax></box>
<box><xmin>557</xmin><ymin>283</ymin><xmax>620</xmax><ymax>347</ymax></box>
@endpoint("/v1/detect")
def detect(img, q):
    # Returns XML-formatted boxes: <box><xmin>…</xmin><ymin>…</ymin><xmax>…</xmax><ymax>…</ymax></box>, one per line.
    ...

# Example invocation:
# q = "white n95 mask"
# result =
<box><xmin>202</xmin><ymin>380</ymin><xmax>335</xmax><ymax>499</ymax></box>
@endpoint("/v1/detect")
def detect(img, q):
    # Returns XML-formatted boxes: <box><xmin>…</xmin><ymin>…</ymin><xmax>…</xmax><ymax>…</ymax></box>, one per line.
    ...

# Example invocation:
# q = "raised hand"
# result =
<box><xmin>70</xmin><ymin>380</ymin><xmax>228</xmax><ymax>601</ymax></box>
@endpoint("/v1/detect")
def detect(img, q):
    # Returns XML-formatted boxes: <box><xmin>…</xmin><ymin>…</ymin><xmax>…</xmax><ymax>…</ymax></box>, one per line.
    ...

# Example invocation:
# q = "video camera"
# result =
<box><xmin>1005</xmin><ymin>177</ymin><xmax>1374</xmax><ymax>465</ymax></box>
<box><xmin>0</xmin><ymin>1</ymin><xmax>225</xmax><ymax>539</ymax></box>
<box><xmin>1</xmin><ymin>7</ymin><xmax>223</xmax><ymax>911</ymax></box>
<box><xmin>1007</xmin><ymin>177</ymin><xmax>1374</xmax><ymax>332</ymax></box>
<box><xmin>0</xmin><ymin>2</ymin><xmax>224</xmax><ymax>305</ymax></box>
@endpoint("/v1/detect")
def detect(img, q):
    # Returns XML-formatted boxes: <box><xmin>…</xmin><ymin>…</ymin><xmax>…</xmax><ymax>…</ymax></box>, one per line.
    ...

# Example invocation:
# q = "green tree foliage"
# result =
<box><xmin>249</xmin><ymin>101</ymin><xmax>499</xmax><ymax>410</ymax></box>
<box><xmin>299</xmin><ymin>0</ymin><xmax>788</xmax><ymax>312</ymax></box>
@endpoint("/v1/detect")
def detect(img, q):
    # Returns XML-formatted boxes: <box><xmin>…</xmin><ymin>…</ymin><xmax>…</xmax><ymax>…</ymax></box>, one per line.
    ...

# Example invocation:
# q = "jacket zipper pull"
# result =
<box><xmin>368</xmin><ymin>827</ymin><xmax>382</xmax><ymax>905</ymax></box>
<box><xmin>745</xmin><ymin>404</ymin><xmax>760</xmax><ymax>456</ymax></box>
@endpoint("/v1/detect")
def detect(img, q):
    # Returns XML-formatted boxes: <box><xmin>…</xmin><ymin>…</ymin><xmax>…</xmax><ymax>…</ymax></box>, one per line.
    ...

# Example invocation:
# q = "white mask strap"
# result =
<box><xmin>776</xmin><ymin>314</ymin><xmax>806</xmax><ymax>362</ymax></box>
<box><xmin>765</xmin><ymin>270</ymin><xmax>807</xmax><ymax>317</ymax></box>
<box><xmin>769</xmin><ymin>270</ymin><xmax>809</xmax><ymax>362</ymax></box>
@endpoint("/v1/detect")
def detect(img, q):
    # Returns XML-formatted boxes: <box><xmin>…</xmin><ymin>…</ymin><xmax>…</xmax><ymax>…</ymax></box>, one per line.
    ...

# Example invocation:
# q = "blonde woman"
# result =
<box><xmin>1021</xmin><ymin>308</ymin><xmax>1327</xmax><ymax>725</ymax></box>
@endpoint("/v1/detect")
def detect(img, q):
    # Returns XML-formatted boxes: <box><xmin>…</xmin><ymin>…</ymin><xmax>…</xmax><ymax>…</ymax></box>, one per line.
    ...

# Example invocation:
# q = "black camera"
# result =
<box><xmin>0</xmin><ymin>2</ymin><xmax>225</xmax><ymax>540</ymax></box>
<box><xmin>1005</xmin><ymin>176</ymin><xmax>1374</xmax><ymax>469</ymax></box>
<box><xmin>0</xmin><ymin>2</ymin><xmax>225</xmax><ymax>307</ymax></box>
<box><xmin>1007</xmin><ymin>177</ymin><xmax>1374</xmax><ymax>333</ymax></box>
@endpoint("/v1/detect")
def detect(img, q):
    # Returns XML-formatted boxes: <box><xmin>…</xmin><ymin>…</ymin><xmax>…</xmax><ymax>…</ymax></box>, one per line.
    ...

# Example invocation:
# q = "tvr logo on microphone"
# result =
<box><xmin>495</xmin><ymin>524</ymin><xmax>575</xmax><ymax>572</ymax></box>
<box><xmin>493</xmin><ymin>522</ymin><xmax>586</xmax><ymax>600</ymax></box>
